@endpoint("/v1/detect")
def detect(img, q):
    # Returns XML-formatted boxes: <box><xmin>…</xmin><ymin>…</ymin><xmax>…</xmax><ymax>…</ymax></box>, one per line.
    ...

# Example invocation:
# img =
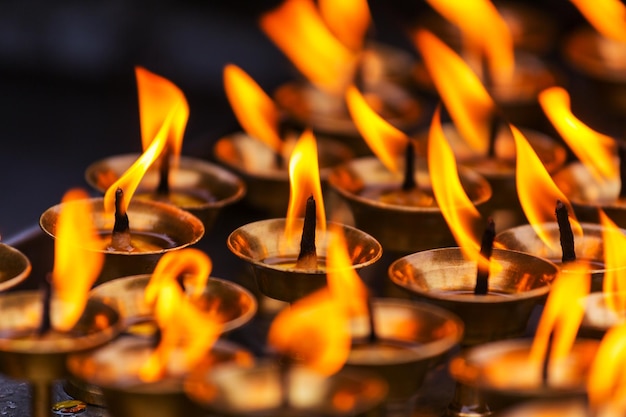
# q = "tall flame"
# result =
<box><xmin>529</xmin><ymin>262</ymin><xmax>590</xmax><ymax>372</ymax></box>
<box><xmin>599</xmin><ymin>209</ymin><xmax>626</xmax><ymax>312</ymax></box>
<box><xmin>285</xmin><ymin>130</ymin><xmax>326</xmax><ymax>241</ymax></box>
<box><xmin>513</xmin><ymin>125</ymin><xmax>581</xmax><ymax>247</ymax></box>
<box><xmin>345</xmin><ymin>85</ymin><xmax>408</xmax><ymax>174</ymax></box>
<box><xmin>139</xmin><ymin>248</ymin><xmax>220</xmax><ymax>382</ymax></box>
<box><xmin>587</xmin><ymin>323</ymin><xmax>626</xmax><ymax>413</ymax></box>
<box><xmin>539</xmin><ymin>86</ymin><xmax>617</xmax><ymax>181</ymax></box>
<box><xmin>223</xmin><ymin>63</ymin><xmax>283</xmax><ymax>153</ymax></box>
<box><xmin>570</xmin><ymin>0</ymin><xmax>626</xmax><ymax>43</ymax></box>
<box><xmin>428</xmin><ymin>107</ymin><xmax>484</xmax><ymax>263</ymax></box>
<box><xmin>424</xmin><ymin>0</ymin><xmax>515</xmax><ymax>85</ymax></box>
<box><xmin>52</xmin><ymin>188</ymin><xmax>104</xmax><ymax>331</ymax></box>
<box><xmin>317</xmin><ymin>0</ymin><xmax>371</xmax><ymax>52</ymax></box>
<box><xmin>259</xmin><ymin>0</ymin><xmax>356</xmax><ymax>94</ymax></box>
<box><xmin>413</xmin><ymin>30</ymin><xmax>496</xmax><ymax>154</ymax></box>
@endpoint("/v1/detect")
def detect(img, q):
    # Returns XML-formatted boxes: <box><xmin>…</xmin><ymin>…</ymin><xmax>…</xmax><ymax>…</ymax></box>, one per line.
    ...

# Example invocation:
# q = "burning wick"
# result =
<box><xmin>365</xmin><ymin>297</ymin><xmax>379</xmax><ymax>344</ymax></box>
<box><xmin>541</xmin><ymin>332</ymin><xmax>555</xmax><ymax>385</ymax></box>
<box><xmin>402</xmin><ymin>141</ymin><xmax>417</xmax><ymax>191</ymax></box>
<box><xmin>295</xmin><ymin>195</ymin><xmax>317</xmax><ymax>270</ymax></box>
<box><xmin>474</xmin><ymin>218</ymin><xmax>496</xmax><ymax>295</ymax></box>
<box><xmin>278</xmin><ymin>355</ymin><xmax>293</xmax><ymax>410</ymax></box>
<box><xmin>156</xmin><ymin>148</ymin><xmax>171</xmax><ymax>195</ymax></box>
<box><xmin>37</xmin><ymin>275</ymin><xmax>53</xmax><ymax>336</ymax></box>
<box><xmin>618</xmin><ymin>141</ymin><xmax>626</xmax><ymax>199</ymax></box>
<box><xmin>555</xmin><ymin>200</ymin><xmax>576</xmax><ymax>263</ymax></box>
<box><xmin>111</xmin><ymin>188</ymin><xmax>133</xmax><ymax>252</ymax></box>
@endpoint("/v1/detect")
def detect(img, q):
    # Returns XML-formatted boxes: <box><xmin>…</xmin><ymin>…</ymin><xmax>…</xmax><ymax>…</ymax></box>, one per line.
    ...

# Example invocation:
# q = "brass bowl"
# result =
<box><xmin>213</xmin><ymin>131</ymin><xmax>354</xmax><ymax>217</ymax></box>
<box><xmin>67</xmin><ymin>337</ymin><xmax>253</xmax><ymax>417</ymax></box>
<box><xmin>0</xmin><ymin>243</ymin><xmax>31</xmax><ymax>292</ymax></box>
<box><xmin>184</xmin><ymin>360</ymin><xmax>389</xmax><ymax>417</ymax></box>
<box><xmin>497</xmin><ymin>399</ymin><xmax>589</xmax><ymax>417</ymax></box>
<box><xmin>388</xmin><ymin>247</ymin><xmax>557</xmax><ymax>346</ymax></box>
<box><xmin>449</xmin><ymin>338</ymin><xmax>599</xmax><ymax>412</ymax></box>
<box><xmin>227</xmin><ymin>219</ymin><xmax>382</xmax><ymax>303</ymax></box>
<box><xmin>346</xmin><ymin>298</ymin><xmax>464</xmax><ymax>401</ymax></box>
<box><xmin>328</xmin><ymin>157</ymin><xmax>492</xmax><ymax>253</ymax></box>
<box><xmin>40</xmin><ymin>197</ymin><xmax>204</xmax><ymax>285</ymax></box>
<box><xmin>84</xmin><ymin>154</ymin><xmax>246</xmax><ymax>231</ymax></box>
<box><xmin>495</xmin><ymin>222</ymin><xmax>625</xmax><ymax>291</ymax></box>
<box><xmin>0</xmin><ymin>291</ymin><xmax>123</xmax><ymax>417</ymax></box>
<box><xmin>579</xmin><ymin>291</ymin><xmax>626</xmax><ymax>339</ymax></box>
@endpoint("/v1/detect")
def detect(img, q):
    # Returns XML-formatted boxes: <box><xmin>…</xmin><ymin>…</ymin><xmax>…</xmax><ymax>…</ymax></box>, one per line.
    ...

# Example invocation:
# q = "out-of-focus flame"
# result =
<box><xmin>588</xmin><ymin>323</ymin><xmax>626</xmax><ymax>414</ymax></box>
<box><xmin>570</xmin><ymin>0</ymin><xmax>626</xmax><ymax>43</ymax></box>
<box><xmin>285</xmin><ymin>129</ymin><xmax>326</xmax><ymax>241</ymax></box>
<box><xmin>318</xmin><ymin>0</ymin><xmax>371</xmax><ymax>52</ymax></box>
<box><xmin>529</xmin><ymin>262</ymin><xmax>590</xmax><ymax>373</ymax></box>
<box><xmin>513</xmin><ymin>125</ymin><xmax>582</xmax><ymax>248</ymax></box>
<box><xmin>345</xmin><ymin>85</ymin><xmax>408</xmax><ymax>174</ymax></box>
<box><xmin>428</xmin><ymin>107</ymin><xmax>485</xmax><ymax>265</ymax></box>
<box><xmin>424</xmin><ymin>0</ymin><xmax>514</xmax><ymax>85</ymax></box>
<box><xmin>413</xmin><ymin>30</ymin><xmax>495</xmax><ymax>154</ymax></box>
<box><xmin>139</xmin><ymin>248</ymin><xmax>220</xmax><ymax>382</ymax></box>
<box><xmin>223</xmin><ymin>64</ymin><xmax>283</xmax><ymax>154</ymax></box>
<box><xmin>259</xmin><ymin>0</ymin><xmax>356</xmax><ymax>94</ymax></box>
<box><xmin>539</xmin><ymin>87</ymin><xmax>617</xmax><ymax>181</ymax></box>
<box><xmin>52</xmin><ymin>189</ymin><xmax>104</xmax><ymax>331</ymax></box>
<box><xmin>599</xmin><ymin>210</ymin><xmax>626</xmax><ymax>312</ymax></box>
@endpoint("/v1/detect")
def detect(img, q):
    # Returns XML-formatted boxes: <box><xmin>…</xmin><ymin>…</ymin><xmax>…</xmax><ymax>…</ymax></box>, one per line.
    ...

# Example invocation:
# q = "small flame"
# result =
<box><xmin>52</xmin><ymin>189</ymin><xmax>104</xmax><ymax>331</ymax></box>
<box><xmin>259</xmin><ymin>0</ymin><xmax>356</xmax><ymax>94</ymax></box>
<box><xmin>345</xmin><ymin>85</ymin><xmax>408</xmax><ymax>173</ymax></box>
<box><xmin>424</xmin><ymin>0</ymin><xmax>514</xmax><ymax>85</ymax></box>
<box><xmin>512</xmin><ymin>125</ymin><xmax>581</xmax><ymax>248</ymax></box>
<box><xmin>317</xmin><ymin>0</ymin><xmax>371</xmax><ymax>52</ymax></box>
<box><xmin>139</xmin><ymin>249</ymin><xmax>220</xmax><ymax>382</ymax></box>
<box><xmin>588</xmin><ymin>323</ymin><xmax>626</xmax><ymax>412</ymax></box>
<box><xmin>223</xmin><ymin>64</ymin><xmax>283</xmax><ymax>154</ymax></box>
<box><xmin>570</xmin><ymin>0</ymin><xmax>626</xmax><ymax>43</ymax></box>
<box><xmin>428</xmin><ymin>107</ymin><xmax>484</xmax><ymax>263</ymax></box>
<box><xmin>599</xmin><ymin>209</ymin><xmax>626</xmax><ymax>312</ymax></box>
<box><xmin>529</xmin><ymin>262</ymin><xmax>591</xmax><ymax>372</ymax></box>
<box><xmin>413</xmin><ymin>30</ymin><xmax>496</xmax><ymax>154</ymax></box>
<box><xmin>285</xmin><ymin>130</ymin><xmax>326</xmax><ymax>241</ymax></box>
<box><xmin>539</xmin><ymin>87</ymin><xmax>617</xmax><ymax>181</ymax></box>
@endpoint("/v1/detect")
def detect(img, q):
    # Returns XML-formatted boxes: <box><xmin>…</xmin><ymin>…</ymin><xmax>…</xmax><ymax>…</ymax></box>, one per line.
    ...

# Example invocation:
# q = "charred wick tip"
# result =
<box><xmin>113</xmin><ymin>188</ymin><xmax>129</xmax><ymax>233</ymax></box>
<box><xmin>296</xmin><ymin>195</ymin><xmax>317</xmax><ymax>269</ymax></box>
<box><xmin>474</xmin><ymin>217</ymin><xmax>496</xmax><ymax>295</ymax></box>
<box><xmin>402</xmin><ymin>141</ymin><xmax>417</xmax><ymax>191</ymax></box>
<box><xmin>38</xmin><ymin>274</ymin><xmax>52</xmax><ymax>336</ymax></box>
<box><xmin>366</xmin><ymin>296</ymin><xmax>378</xmax><ymax>344</ymax></box>
<box><xmin>555</xmin><ymin>200</ymin><xmax>576</xmax><ymax>263</ymax></box>
<box><xmin>156</xmin><ymin>151</ymin><xmax>171</xmax><ymax>195</ymax></box>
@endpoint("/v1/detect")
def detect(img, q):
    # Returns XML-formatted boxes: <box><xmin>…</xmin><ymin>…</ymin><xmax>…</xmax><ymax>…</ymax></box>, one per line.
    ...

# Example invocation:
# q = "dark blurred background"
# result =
<box><xmin>0</xmin><ymin>0</ymin><xmax>588</xmax><ymax>240</ymax></box>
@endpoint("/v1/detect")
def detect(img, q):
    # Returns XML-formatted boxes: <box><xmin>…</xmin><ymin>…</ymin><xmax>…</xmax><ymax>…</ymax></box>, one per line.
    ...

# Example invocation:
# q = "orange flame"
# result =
<box><xmin>52</xmin><ymin>189</ymin><xmax>104</xmax><ymax>331</ymax></box>
<box><xmin>539</xmin><ymin>87</ymin><xmax>617</xmax><ymax>181</ymax></box>
<box><xmin>259</xmin><ymin>0</ymin><xmax>356</xmax><ymax>94</ymax></box>
<box><xmin>318</xmin><ymin>0</ymin><xmax>371</xmax><ymax>52</ymax></box>
<box><xmin>139</xmin><ymin>248</ymin><xmax>220</xmax><ymax>382</ymax></box>
<box><xmin>588</xmin><ymin>323</ymin><xmax>626</xmax><ymax>413</ymax></box>
<box><xmin>268</xmin><ymin>288</ymin><xmax>351</xmax><ymax>376</ymax></box>
<box><xmin>413</xmin><ymin>30</ymin><xmax>496</xmax><ymax>154</ymax></box>
<box><xmin>529</xmin><ymin>262</ymin><xmax>590</xmax><ymax>372</ymax></box>
<box><xmin>513</xmin><ymin>125</ymin><xmax>581</xmax><ymax>248</ymax></box>
<box><xmin>599</xmin><ymin>209</ymin><xmax>626</xmax><ymax>312</ymax></box>
<box><xmin>570</xmin><ymin>0</ymin><xmax>626</xmax><ymax>43</ymax></box>
<box><xmin>285</xmin><ymin>129</ymin><xmax>326</xmax><ymax>241</ymax></box>
<box><xmin>428</xmin><ymin>106</ymin><xmax>484</xmax><ymax>262</ymax></box>
<box><xmin>223</xmin><ymin>63</ymin><xmax>283</xmax><ymax>154</ymax></box>
<box><xmin>424</xmin><ymin>0</ymin><xmax>514</xmax><ymax>85</ymax></box>
<box><xmin>345</xmin><ymin>85</ymin><xmax>408</xmax><ymax>173</ymax></box>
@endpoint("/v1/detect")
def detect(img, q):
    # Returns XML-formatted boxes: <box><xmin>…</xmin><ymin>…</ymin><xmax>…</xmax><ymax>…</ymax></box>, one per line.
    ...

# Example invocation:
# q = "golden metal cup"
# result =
<box><xmin>0</xmin><ymin>292</ymin><xmax>123</xmax><ymax>417</ymax></box>
<box><xmin>84</xmin><ymin>154</ymin><xmax>246</xmax><ymax>231</ymax></box>
<box><xmin>328</xmin><ymin>157</ymin><xmax>492</xmax><ymax>253</ymax></box>
<box><xmin>227</xmin><ymin>219</ymin><xmax>382</xmax><ymax>303</ymax></box>
<box><xmin>0</xmin><ymin>243</ymin><xmax>31</xmax><ymax>292</ymax></box>
<box><xmin>579</xmin><ymin>291</ymin><xmax>626</xmax><ymax>339</ymax></box>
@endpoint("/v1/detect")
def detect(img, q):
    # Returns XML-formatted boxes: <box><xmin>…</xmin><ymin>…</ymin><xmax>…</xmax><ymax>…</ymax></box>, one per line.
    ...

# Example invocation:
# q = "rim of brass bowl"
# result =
<box><xmin>0</xmin><ymin>243</ymin><xmax>31</xmax><ymax>292</ymax></box>
<box><xmin>496</xmin><ymin>398</ymin><xmax>588</xmax><ymax>417</ymax></box>
<box><xmin>184</xmin><ymin>360</ymin><xmax>389</xmax><ymax>417</ymax></box>
<box><xmin>90</xmin><ymin>274</ymin><xmax>258</xmax><ymax>333</ymax></box>
<box><xmin>388</xmin><ymin>247</ymin><xmax>557</xmax><ymax>304</ymax></box>
<box><xmin>327</xmin><ymin>156</ymin><xmax>492</xmax><ymax>213</ymax></box>
<box><xmin>40</xmin><ymin>197</ymin><xmax>205</xmax><ymax>256</ymax></box>
<box><xmin>563</xmin><ymin>26</ymin><xmax>626</xmax><ymax>82</ymax></box>
<box><xmin>0</xmin><ymin>291</ymin><xmax>123</xmax><ymax>355</ymax></box>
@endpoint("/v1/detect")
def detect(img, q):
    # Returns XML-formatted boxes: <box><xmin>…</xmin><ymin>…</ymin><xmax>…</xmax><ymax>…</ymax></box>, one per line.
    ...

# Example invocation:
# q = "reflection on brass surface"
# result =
<box><xmin>0</xmin><ymin>243</ymin><xmax>31</xmax><ymax>292</ymax></box>
<box><xmin>84</xmin><ymin>154</ymin><xmax>246</xmax><ymax>231</ymax></box>
<box><xmin>389</xmin><ymin>248</ymin><xmax>557</xmax><ymax>346</ymax></box>
<box><xmin>227</xmin><ymin>219</ymin><xmax>382</xmax><ymax>303</ymax></box>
